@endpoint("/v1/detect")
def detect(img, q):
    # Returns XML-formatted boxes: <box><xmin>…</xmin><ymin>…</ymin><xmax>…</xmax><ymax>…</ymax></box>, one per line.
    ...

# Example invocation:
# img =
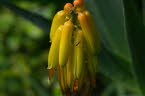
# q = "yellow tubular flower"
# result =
<box><xmin>50</xmin><ymin>10</ymin><xmax>66</xmax><ymax>41</ymax></box>
<box><xmin>73</xmin><ymin>45</ymin><xmax>77</xmax><ymax>79</ymax></box>
<box><xmin>60</xmin><ymin>68</ymin><xmax>66</xmax><ymax>92</ymax></box>
<box><xmin>62</xmin><ymin>65</ymin><xmax>67</xmax><ymax>90</ymax></box>
<box><xmin>74</xmin><ymin>30</ymin><xmax>84</xmax><ymax>79</ymax></box>
<box><xmin>84</xmin><ymin>11</ymin><xmax>101</xmax><ymax>53</ymax></box>
<box><xmin>78</xmin><ymin>12</ymin><xmax>97</xmax><ymax>55</ymax></box>
<box><xmin>48</xmin><ymin>25</ymin><xmax>64</xmax><ymax>69</ymax></box>
<box><xmin>59</xmin><ymin>20</ymin><xmax>74</xmax><ymax>67</ymax></box>
<box><xmin>66</xmin><ymin>45</ymin><xmax>74</xmax><ymax>88</ymax></box>
<box><xmin>48</xmin><ymin>1</ymin><xmax>100</xmax><ymax>95</ymax></box>
<box><xmin>66</xmin><ymin>58</ymin><xmax>72</xmax><ymax>88</ymax></box>
<box><xmin>57</xmin><ymin>67</ymin><xmax>64</xmax><ymax>92</ymax></box>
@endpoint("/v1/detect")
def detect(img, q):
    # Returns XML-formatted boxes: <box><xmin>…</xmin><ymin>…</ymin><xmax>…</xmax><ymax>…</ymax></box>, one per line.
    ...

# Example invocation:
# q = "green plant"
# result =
<box><xmin>0</xmin><ymin>0</ymin><xmax>145</xmax><ymax>96</ymax></box>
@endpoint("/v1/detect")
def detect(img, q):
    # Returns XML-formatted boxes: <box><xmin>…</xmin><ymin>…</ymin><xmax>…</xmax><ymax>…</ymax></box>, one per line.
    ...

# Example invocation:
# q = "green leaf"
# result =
<box><xmin>84</xmin><ymin>0</ymin><xmax>132</xmax><ymax>80</ymax></box>
<box><xmin>84</xmin><ymin>0</ymin><xmax>131</xmax><ymax>60</ymax></box>
<box><xmin>99</xmin><ymin>46</ymin><xmax>133</xmax><ymax>81</ymax></box>
<box><xmin>122</xmin><ymin>0</ymin><xmax>145</xmax><ymax>95</ymax></box>
<box><xmin>0</xmin><ymin>0</ymin><xmax>51</xmax><ymax>35</ymax></box>
<box><xmin>143</xmin><ymin>0</ymin><xmax>145</xmax><ymax>24</ymax></box>
<box><xmin>84</xmin><ymin>0</ymin><xmax>145</xmax><ymax>95</ymax></box>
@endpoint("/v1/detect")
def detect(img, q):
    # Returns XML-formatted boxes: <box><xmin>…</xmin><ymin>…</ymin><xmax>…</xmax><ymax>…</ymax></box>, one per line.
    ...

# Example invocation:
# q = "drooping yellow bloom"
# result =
<box><xmin>50</xmin><ymin>10</ymin><xmax>66</xmax><ymax>41</ymax></box>
<box><xmin>48</xmin><ymin>25</ymin><xmax>63</xmax><ymax>69</ymax></box>
<box><xmin>73</xmin><ymin>29</ymin><xmax>84</xmax><ymax>79</ymax></box>
<box><xmin>59</xmin><ymin>20</ymin><xmax>74</xmax><ymax>67</ymax></box>
<box><xmin>84</xmin><ymin>11</ymin><xmax>101</xmax><ymax>53</ymax></box>
<box><xmin>48</xmin><ymin>0</ymin><xmax>100</xmax><ymax>95</ymax></box>
<box><xmin>78</xmin><ymin>12</ymin><xmax>97</xmax><ymax>55</ymax></box>
<box><xmin>66</xmin><ymin>45</ymin><xmax>74</xmax><ymax>88</ymax></box>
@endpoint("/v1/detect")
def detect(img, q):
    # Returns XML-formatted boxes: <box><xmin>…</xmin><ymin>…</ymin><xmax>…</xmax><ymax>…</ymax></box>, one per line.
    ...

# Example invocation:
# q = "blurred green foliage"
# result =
<box><xmin>0</xmin><ymin>0</ymin><xmax>74</xmax><ymax>95</ymax></box>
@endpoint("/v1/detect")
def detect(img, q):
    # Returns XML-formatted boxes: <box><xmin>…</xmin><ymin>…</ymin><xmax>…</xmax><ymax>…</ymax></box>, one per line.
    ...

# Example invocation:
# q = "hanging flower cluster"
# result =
<box><xmin>48</xmin><ymin>0</ymin><xmax>101</xmax><ymax>95</ymax></box>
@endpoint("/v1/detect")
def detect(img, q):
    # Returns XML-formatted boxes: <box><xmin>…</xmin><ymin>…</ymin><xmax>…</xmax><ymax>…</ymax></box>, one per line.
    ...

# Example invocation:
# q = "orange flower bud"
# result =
<box><xmin>64</xmin><ymin>3</ymin><xmax>73</xmax><ymax>12</ymax></box>
<box><xmin>73</xmin><ymin>0</ymin><xmax>85</xmax><ymax>9</ymax></box>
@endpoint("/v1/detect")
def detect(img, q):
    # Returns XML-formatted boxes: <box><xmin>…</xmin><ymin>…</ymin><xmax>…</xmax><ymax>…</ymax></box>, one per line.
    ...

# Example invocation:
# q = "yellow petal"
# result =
<box><xmin>84</xmin><ymin>11</ymin><xmax>101</xmax><ymax>54</ymax></box>
<box><xmin>59</xmin><ymin>20</ymin><xmax>74</xmax><ymax>67</ymax></box>
<box><xmin>66</xmin><ymin>45</ymin><xmax>74</xmax><ymax>87</ymax></box>
<box><xmin>48</xmin><ymin>25</ymin><xmax>64</xmax><ymax>69</ymax></box>
<box><xmin>78</xmin><ymin>12</ymin><xmax>97</xmax><ymax>55</ymax></box>
<box><xmin>73</xmin><ymin>29</ymin><xmax>84</xmax><ymax>79</ymax></box>
<box><xmin>50</xmin><ymin>10</ymin><xmax>66</xmax><ymax>41</ymax></box>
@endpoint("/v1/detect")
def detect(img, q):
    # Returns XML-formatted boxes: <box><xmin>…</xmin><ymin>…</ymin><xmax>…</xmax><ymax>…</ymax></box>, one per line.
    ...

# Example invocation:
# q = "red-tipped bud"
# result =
<box><xmin>73</xmin><ymin>0</ymin><xmax>85</xmax><ymax>8</ymax></box>
<box><xmin>64</xmin><ymin>3</ymin><xmax>73</xmax><ymax>12</ymax></box>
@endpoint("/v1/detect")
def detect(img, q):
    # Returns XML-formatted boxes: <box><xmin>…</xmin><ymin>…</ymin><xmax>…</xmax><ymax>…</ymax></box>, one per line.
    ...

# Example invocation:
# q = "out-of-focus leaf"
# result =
<box><xmin>84</xmin><ymin>0</ymin><xmax>132</xmax><ymax>80</ymax></box>
<box><xmin>6</xmin><ymin>35</ymin><xmax>21</xmax><ymax>51</ymax></box>
<box><xmin>13</xmin><ymin>54</ymin><xmax>49</xmax><ymax>96</ymax></box>
<box><xmin>84</xmin><ymin>0</ymin><xmax>131</xmax><ymax>63</ymax></box>
<box><xmin>0</xmin><ymin>0</ymin><xmax>51</xmax><ymax>35</ymax></box>
<box><xmin>85</xmin><ymin>0</ymin><xmax>145</xmax><ymax>95</ymax></box>
<box><xmin>0</xmin><ymin>12</ymin><xmax>15</xmax><ymax>32</ymax></box>
<box><xmin>52</xmin><ymin>83</ymin><xmax>63</xmax><ymax>96</ymax></box>
<box><xmin>143</xmin><ymin>0</ymin><xmax>145</xmax><ymax>25</ymax></box>
<box><xmin>99</xmin><ymin>46</ymin><xmax>133</xmax><ymax>81</ymax></box>
<box><xmin>1</xmin><ymin>0</ymin><xmax>73</xmax><ymax>12</ymax></box>
<box><xmin>122</xmin><ymin>0</ymin><xmax>145</xmax><ymax>95</ymax></box>
<box><xmin>24</xmin><ymin>22</ymin><xmax>44</xmax><ymax>39</ymax></box>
